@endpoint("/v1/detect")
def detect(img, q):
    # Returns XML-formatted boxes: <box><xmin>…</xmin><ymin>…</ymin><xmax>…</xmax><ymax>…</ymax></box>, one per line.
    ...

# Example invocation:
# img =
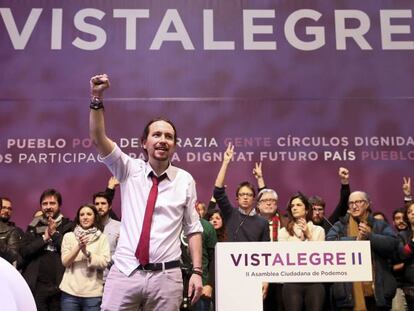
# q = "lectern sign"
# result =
<box><xmin>216</xmin><ymin>241</ymin><xmax>371</xmax><ymax>310</ymax></box>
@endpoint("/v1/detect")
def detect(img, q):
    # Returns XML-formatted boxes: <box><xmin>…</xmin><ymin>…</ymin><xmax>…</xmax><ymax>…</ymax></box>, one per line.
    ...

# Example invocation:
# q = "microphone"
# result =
<box><xmin>233</xmin><ymin>207</ymin><xmax>254</xmax><ymax>241</ymax></box>
<box><xmin>323</xmin><ymin>216</ymin><xmax>335</xmax><ymax>229</ymax></box>
<box><xmin>322</xmin><ymin>216</ymin><xmax>343</xmax><ymax>240</ymax></box>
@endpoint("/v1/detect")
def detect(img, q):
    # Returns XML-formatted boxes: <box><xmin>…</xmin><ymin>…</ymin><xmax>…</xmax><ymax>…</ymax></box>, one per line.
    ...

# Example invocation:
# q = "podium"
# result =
<box><xmin>215</xmin><ymin>241</ymin><xmax>372</xmax><ymax>310</ymax></box>
<box><xmin>0</xmin><ymin>257</ymin><xmax>36</xmax><ymax>311</ymax></box>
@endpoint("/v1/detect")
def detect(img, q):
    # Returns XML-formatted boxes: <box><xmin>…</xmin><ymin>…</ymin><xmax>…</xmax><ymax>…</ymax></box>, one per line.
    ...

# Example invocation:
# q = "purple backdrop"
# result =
<box><xmin>1</xmin><ymin>0</ymin><xmax>414</xmax><ymax>228</ymax></box>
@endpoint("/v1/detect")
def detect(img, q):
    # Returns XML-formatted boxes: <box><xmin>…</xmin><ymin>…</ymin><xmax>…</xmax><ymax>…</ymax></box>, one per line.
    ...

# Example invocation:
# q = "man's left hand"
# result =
<box><xmin>188</xmin><ymin>273</ymin><xmax>203</xmax><ymax>305</ymax></box>
<box><xmin>262</xmin><ymin>282</ymin><xmax>269</xmax><ymax>300</ymax></box>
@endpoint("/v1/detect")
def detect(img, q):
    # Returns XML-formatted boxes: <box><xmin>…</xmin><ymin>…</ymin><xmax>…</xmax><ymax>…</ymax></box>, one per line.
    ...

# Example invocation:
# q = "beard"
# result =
<box><xmin>99</xmin><ymin>210</ymin><xmax>110</xmax><ymax>218</ymax></box>
<box><xmin>397</xmin><ymin>223</ymin><xmax>407</xmax><ymax>231</ymax></box>
<box><xmin>312</xmin><ymin>215</ymin><xmax>323</xmax><ymax>224</ymax></box>
<box><xmin>43</xmin><ymin>210</ymin><xmax>59</xmax><ymax>219</ymax></box>
<box><xmin>152</xmin><ymin>149</ymin><xmax>170</xmax><ymax>161</ymax></box>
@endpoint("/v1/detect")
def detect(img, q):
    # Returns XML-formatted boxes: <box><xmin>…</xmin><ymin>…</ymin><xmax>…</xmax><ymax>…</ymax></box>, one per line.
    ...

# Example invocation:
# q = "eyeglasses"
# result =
<box><xmin>259</xmin><ymin>198</ymin><xmax>277</xmax><ymax>204</ymax></box>
<box><xmin>238</xmin><ymin>193</ymin><xmax>254</xmax><ymax>198</ymax></box>
<box><xmin>348</xmin><ymin>200</ymin><xmax>366</xmax><ymax>208</ymax></box>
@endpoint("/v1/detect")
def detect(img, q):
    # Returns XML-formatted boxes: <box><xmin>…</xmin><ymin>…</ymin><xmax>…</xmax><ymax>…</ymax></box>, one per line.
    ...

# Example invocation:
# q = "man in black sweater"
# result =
<box><xmin>213</xmin><ymin>143</ymin><xmax>269</xmax><ymax>242</ymax></box>
<box><xmin>213</xmin><ymin>143</ymin><xmax>270</xmax><ymax>301</ymax></box>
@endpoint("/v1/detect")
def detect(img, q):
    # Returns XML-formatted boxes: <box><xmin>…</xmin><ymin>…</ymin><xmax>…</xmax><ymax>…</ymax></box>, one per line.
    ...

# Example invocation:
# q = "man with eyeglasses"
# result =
<box><xmin>326</xmin><ymin>191</ymin><xmax>398</xmax><ymax>310</ymax></box>
<box><xmin>214</xmin><ymin>143</ymin><xmax>270</xmax><ymax>301</ymax></box>
<box><xmin>214</xmin><ymin>143</ymin><xmax>269</xmax><ymax>243</ymax></box>
<box><xmin>252</xmin><ymin>162</ymin><xmax>288</xmax><ymax>242</ymax></box>
<box><xmin>252</xmin><ymin>163</ymin><xmax>288</xmax><ymax>311</ymax></box>
<box><xmin>257</xmin><ymin>189</ymin><xmax>283</xmax><ymax>240</ymax></box>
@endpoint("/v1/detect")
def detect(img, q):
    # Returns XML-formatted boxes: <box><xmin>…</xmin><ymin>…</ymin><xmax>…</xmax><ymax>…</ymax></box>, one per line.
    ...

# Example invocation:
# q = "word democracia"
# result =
<box><xmin>1</xmin><ymin>7</ymin><xmax>413</xmax><ymax>50</ymax></box>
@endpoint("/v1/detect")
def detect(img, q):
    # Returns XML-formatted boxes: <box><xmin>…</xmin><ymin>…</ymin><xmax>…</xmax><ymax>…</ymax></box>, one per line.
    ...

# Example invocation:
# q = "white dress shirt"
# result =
<box><xmin>101</xmin><ymin>144</ymin><xmax>203</xmax><ymax>276</ymax></box>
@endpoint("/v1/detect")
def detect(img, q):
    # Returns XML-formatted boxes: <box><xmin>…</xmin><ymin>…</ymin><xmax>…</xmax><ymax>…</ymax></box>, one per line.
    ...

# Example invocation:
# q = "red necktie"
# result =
<box><xmin>270</xmin><ymin>215</ymin><xmax>280</xmax><ymax>241</ymax></box>
<box><xmin>135</xmin><ymin>173</ymin><xmax>166</xmax><ymax>265</ymax></box>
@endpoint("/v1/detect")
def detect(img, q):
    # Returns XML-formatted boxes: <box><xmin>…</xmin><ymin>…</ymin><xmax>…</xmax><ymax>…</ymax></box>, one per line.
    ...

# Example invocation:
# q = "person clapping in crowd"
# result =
<box><xmin>327</xmin><ymin>191</ymin><xmax>397</xmax><ymax>310</ymax></box>
<box><xmin>59</xmin><ymin>204</ymin><xmax>110</xmax><ymax>311</ymax></box>
<box><xmin>21</xmin><ymin>189</ymin><xmax>74</xmax><ymax>311</ymax></box>
<box><xmin>279</xmin><ymin>192</ymin><xmax>325</xmax><ymax>311</ymax></box>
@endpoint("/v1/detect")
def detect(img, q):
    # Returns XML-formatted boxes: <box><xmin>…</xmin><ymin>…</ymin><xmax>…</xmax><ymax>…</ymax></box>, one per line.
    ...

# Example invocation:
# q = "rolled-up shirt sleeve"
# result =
<box><xmin>182</xmin><ymin>178</ymin><xmax>203</xmax><ymax>236</ymax></box>
<box><xmin>99</xmin><ymin>144</ymin><xmax>130</xmax><ymax>183</ymax></box>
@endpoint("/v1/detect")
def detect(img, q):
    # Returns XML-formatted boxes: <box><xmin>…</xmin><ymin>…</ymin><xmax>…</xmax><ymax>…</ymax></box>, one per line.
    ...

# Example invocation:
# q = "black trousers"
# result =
<box><xmin>34</xmin><ymin>281</ymin><xmax>61</xmax><ymax>311</ymax></box>
<box><xmin>282</xmin><ymin>283</ymin><xmax>325</xmax><ymax>311</ymax></box>
<box><xmin>263</xmin><ymin>283</ymin><xmax>284</xmax><ymax>311</ymax></box>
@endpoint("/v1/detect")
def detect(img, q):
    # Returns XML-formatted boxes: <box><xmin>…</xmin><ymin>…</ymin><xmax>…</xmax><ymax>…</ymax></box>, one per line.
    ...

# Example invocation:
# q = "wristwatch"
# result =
<box><xmin>90</xmin><ymin>96</ymin><xmax>104</xmax><ymax>110</ymax></box>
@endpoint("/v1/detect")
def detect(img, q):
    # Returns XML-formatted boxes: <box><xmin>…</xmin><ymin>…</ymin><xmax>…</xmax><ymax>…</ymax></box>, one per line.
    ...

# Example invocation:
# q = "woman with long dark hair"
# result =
<box><xmin>278</xmin><ymin>193</ymin><xmax>325</xmax><ymax>311</ymax></box>
<box><xmin>205</xmin><ymin>209</ymin><xmax>227</xmax><ymax>242</ymax></box>
<box><xmin>59</xmin><ymin>204</ymin><xmax>110</xmax><ymax>310</ymax></box>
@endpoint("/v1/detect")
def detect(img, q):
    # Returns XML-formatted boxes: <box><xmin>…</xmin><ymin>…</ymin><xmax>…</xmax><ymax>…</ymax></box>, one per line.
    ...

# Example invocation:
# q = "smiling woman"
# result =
<box><xmin>59</xmin><ymin>204</ymin><xmax>110</xmax><ymax>311</ymax></box>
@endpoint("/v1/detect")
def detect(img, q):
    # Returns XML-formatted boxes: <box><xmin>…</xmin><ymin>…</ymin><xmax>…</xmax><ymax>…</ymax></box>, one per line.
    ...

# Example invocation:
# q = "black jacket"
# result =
<box><xmin>20</xmin><ymin>217</ymin><xmax>74</xmax><ymax>292</ymax></box>
<box><xmin>326</xmin><ymin>214</ymin><xmax>398</xmax><ymax>309</ymax></box>
<box><xmin>0</xmin><ymin>221</ymin><xmax>24</xmax><ymax>266</ymax></box>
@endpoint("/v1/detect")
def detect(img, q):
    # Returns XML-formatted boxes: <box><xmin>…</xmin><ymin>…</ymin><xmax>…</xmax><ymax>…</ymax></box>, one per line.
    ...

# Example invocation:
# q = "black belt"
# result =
<box><xmin>137</xmin><ymin>260</ymin><xmax>180</xmax><ymax>271</ymax></box>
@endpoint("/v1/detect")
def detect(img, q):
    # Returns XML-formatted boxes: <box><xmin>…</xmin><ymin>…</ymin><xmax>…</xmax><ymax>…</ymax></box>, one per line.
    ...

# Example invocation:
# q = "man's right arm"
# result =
<box><xmin>214</xmin><ymin>143</ymin><xmax>234</xmax><ymax>188</ymax></box>
<box><xmin>89</xmin><ymin>74</ymin><xmax>115</xmax><ymax>157</ymax></box>
<box><xmin>328</xmin><ymin>167</ymin><xmax>350</xmax><ymax>223</ymax></box>
<box><xmin>253</xmin><ymin>162</ymin><xmax>266</xmax><ymax>191</ymax></box>
<box><xmin>104</xmin><ymin>176</ymin><xmax>120</xmax><ymax>204</ymax></box>
<box><xmin>213</xmin><ymin>143</ymin><xmax>234</xmax><ymax>219</ymax></box>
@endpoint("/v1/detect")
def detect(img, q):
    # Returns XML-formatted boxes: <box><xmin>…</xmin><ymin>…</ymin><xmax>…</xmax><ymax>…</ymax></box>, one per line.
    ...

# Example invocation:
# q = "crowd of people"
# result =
<box><xmin>2</xmin><ymin>154</ymin><xmax>413</xmax><ymax>311</ymax></box>
<box><xmin>0</xmin><ymin>177</ymin><xmax>121</xmax><ymax>311</ymax></box>
<box><xmin>197</xmin><ymin>145</ymin><xmax>414</xmax><ymax>311</ymax></box>
<box><xmin>1</xmin><ymin>74</ymin><xmax>414</xmax><ymax>311</ymax></box>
